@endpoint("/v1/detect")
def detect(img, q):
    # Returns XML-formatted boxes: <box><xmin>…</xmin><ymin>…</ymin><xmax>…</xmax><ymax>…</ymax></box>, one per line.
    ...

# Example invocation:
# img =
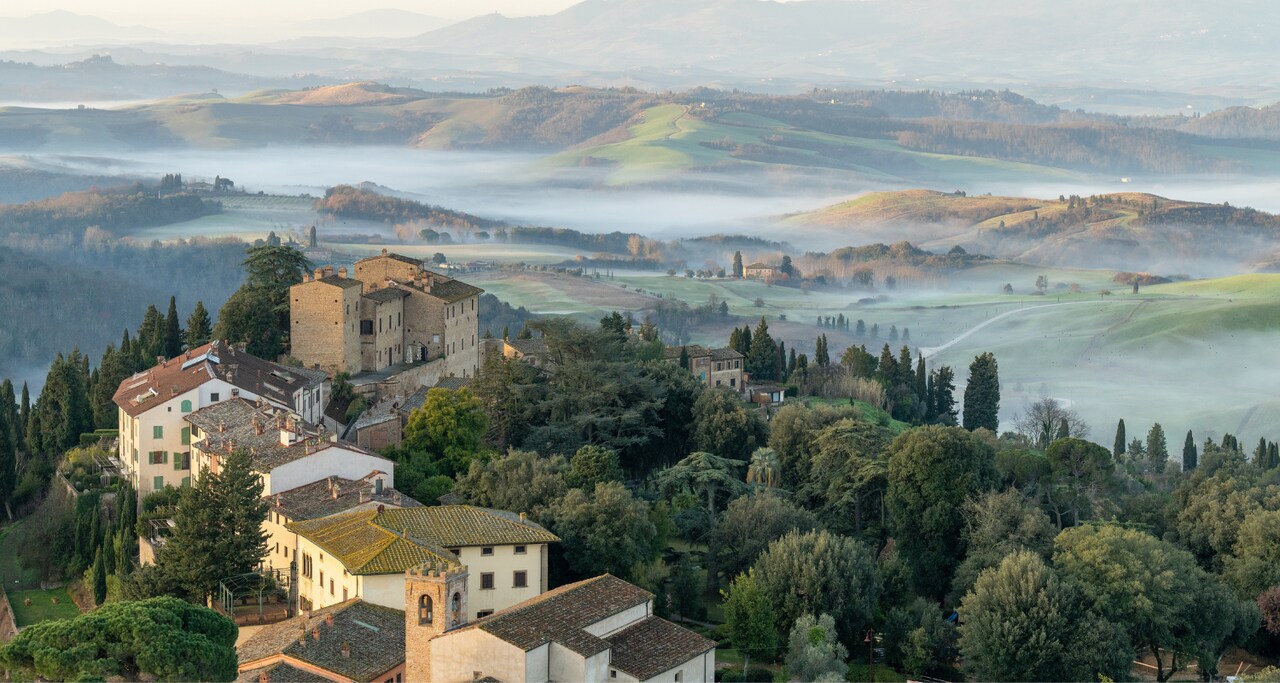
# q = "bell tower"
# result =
<box><xmin>405</xmin><ymin>559</ymin><xmax>469</xmax><ymax>683</ymax></box>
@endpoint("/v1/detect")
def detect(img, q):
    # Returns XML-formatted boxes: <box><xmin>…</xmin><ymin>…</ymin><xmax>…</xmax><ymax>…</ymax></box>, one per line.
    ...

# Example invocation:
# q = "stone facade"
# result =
<box><xmin>290</xmin><ymin>250</ymin><xmax>483</xmax><ymax>379</ymax></box>
<box><xmin>405</xmin><ymin>563</ymin><xmax>470</xmax><ymax>683</ymax></box>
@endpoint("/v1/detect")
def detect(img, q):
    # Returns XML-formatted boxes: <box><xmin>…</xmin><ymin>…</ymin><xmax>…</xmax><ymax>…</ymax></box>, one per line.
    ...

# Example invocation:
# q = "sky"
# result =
<box><xmin>4</xmin><ymin>1</ymin><xmax>588</xmax><ymax>23</ymax></box>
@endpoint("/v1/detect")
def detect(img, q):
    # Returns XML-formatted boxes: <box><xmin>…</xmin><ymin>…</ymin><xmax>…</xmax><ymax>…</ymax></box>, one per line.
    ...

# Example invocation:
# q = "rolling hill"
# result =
<box><xmin>784</xmin><ymin>189</ymin><xmax>1280</xmax><ymax>275</ymax></box>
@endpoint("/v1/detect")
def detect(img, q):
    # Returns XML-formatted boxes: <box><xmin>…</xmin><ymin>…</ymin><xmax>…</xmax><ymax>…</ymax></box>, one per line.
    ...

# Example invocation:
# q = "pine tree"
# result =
<box><xmin>962</xmin><ymin>352</ymin><xmax>1000</xmax><ymax>432</ymax></box>
<box><xmin>164</xmin><ymin>296</ymin><xmax>182</xmax><ymax>359</ymax></box>
<box><xmin>1182</xmin><ymin>430</ymin><xmax>1198</xmax><ymax>471</ymax></box>
<box><xmin>185</xmin><ymin>301</ymin><xmax>213</xmax><ymax>348</ymax></box>
<box><xmin>876</xmin><ymin>344</ymin><xmax>896</xmax><ymax>381</ymax></box>
<box><xmin>1114</xmin><ymin>419</ymin><xmax>1127</xmax><ymax>458</ymax></box>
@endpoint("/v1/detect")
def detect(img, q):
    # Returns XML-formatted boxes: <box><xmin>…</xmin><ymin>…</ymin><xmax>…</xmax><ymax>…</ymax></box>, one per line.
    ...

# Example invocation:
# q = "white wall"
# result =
<box><xmin>548</xmin><ymin>641</ymin><xmax>589</xmax><ymax>683</ymax></box>
<box><xmin>583</xmin><ymin>602</ymin><xmax>650</xmax><ymax>638</ymax></box>
<box><xmin>455</xmin><ymin>544</ymin><xmax>547</xmax><ymax>618</ymax></box>
<box><xmin>430</xmin><ymin>628</ymin><xmax>528</xmax><ymax>683</ymax></box>
<box><xmin>266</xmin><ymin>447</ymin><xmax>395</xmax><ymax>494</ymax></box>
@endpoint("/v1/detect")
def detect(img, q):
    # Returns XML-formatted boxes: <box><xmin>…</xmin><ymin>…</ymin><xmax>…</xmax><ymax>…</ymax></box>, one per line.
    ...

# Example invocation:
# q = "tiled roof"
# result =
<box><xmin>352</xmin><ymin>397</ymin><xmax>401</xmax><ymax>430</ymax></box>
<box><xmin>709</xmin><ymin>347</ymin><xmax>743</xmax><ymax>361</ymax></box>
<box><xmin>375</xmin><ymin>506</ymin><xmax>559</xmax><ymax>548</ymax></box>
<box><xmin>272</xmin><ymin>474</ymin><xmax>422</xmax><ymax>522</ymax></box>
<box><xmin>434</xmin><ymin>376</ymin><xmax>473</xmax><ymax>390</ymax></box>
<box><xmin>287</xmin><ymin>506</ymin><xmax>558</xmax><ymax>575</ymax></box>
<box><xmin>506</xmin><ymin>338</ymin><xmax>547</xmax><ymax>356</ymax></box>
<box><xmin>606</xmin><ymin>616</ymin><xmax>716</xmax><ymax>680</ymax></box>
<box><xmin>236</xmin><ymin>662</ymin><xmax>329</xmax><ymax>683</ymax></box>
<box><xmin>237</xmin><ymin>600</ymin><xmax>405</xmax><ymax>683</ymax></box>
<box><xmin>745</xmin><ymin>263</ymin><xmax>777</xmax><ymax>270</ymax></box>
<box><xmin>467</xmin><ymin>575</ymin><xmax>651</xmax><ymax>653</ymax></box>
<box><xmin>427</xmin><ymin>278</ymin><xmax>484</xmax><ymax>303</ymax></box>
<box><xmin>289</xmin><ymin>509</ymin><xmax>456</xmax><ymax>575</ymax></box>
<box><xmin>398</xmin><ymin>386</ymin><xmax>429</xmax><ymax>415</ymax></box>
<box><xmin>187</xmin><ymin>398</ymin><xmax>384</xmax><ymax>472</ymax></box>
<box><xmin>357</xmin><ymin>251</ymin><xmax>423</xmax><ymax>267</ymax></box>
<box><xmin>113</xmin><ymin>340</ymin><xmax>323</xmax><ymax>418</ymax></box>
<box><xmin>363</xmin><ymin>288</ymin><xmax>409</xmax><ymax>304</ymax></box>
<box><xmin>316</xmin><ymin>275</ymin><xmax>363</xmax><ymax>289</ymax></box>
<box><xmin>663</xmin><ymin>345</ymin><xmax>709</xmax><ymax>360</ymax></box>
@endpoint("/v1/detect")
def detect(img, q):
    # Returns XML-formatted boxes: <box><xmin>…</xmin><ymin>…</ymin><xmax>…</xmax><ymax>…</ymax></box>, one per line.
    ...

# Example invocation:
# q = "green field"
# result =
<box><xmin>546</xmin><ymin>105</ymin><xmax>1086</xmax><ymax>187</ymax></box>
<box><xmin>8</xmin><ymin>588</ymin><xmax>79</xmax><ymax>627</ymax></box>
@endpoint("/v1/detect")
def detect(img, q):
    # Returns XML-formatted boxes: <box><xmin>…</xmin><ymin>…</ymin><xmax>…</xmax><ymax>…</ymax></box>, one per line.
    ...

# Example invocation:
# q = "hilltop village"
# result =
<box><xmin>0</xmin><ymin>242</ymin><xmax>1277</xmax><ymax>683</ymax></box>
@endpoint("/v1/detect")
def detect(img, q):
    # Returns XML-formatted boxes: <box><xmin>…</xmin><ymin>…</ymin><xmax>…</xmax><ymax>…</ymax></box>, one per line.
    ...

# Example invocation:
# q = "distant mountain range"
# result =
<box><xmin>0</xmin><ymin>10</ymin><xmax>166</xmax><ymax>47</ymax></box>
<box><xmin>403</xmin><ymin>0</ymin><xmax>1280</xmax><ymax>91</ymax></box>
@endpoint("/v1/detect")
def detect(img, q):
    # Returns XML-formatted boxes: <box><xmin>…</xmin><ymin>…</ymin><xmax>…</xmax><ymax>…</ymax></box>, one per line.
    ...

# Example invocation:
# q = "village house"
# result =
<box><xmin>238</xmin><ymin>570</ymin><xmax>716</xmax><ymax>683</ymax></box>
<box><xmin>742</xmin><ymin>262</ymin><xmax>780</xmax><ymax>280</ymax></box>
<box><xmin>112</xmin><ymin>341</ymin><xmax>328</xmax><ymax>496</ymax></box>
<box><xmin>663</xmin><ymin>345</ymin><xmax>745</xmax><ymax>391</ymax></box>
<box><xmin>285</xmin><ymin>506</ymin><xmax>559</xmax><ymax>617</ymax></box>
<box><xmin>289</xmin><ymin>250</ymin><xmax>484</xmax><ymax>380</ymax></box>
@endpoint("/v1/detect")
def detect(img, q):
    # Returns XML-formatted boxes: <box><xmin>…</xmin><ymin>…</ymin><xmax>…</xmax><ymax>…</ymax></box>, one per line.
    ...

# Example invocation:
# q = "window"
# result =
<box><xmin>275</xmin><ymin>542</ymin><xmax>279</xmax><ymax>555</ymax></box>
<box><xmin>149</xmin><ymin>451</ymin><xmax>167</xmax><ymax>465</ymax></box>
<box><xmin>210</xmin><ymin>392</ymin><xmax>220</xmax><ymax>402</ymax></box>
<box><xmin>180</xmin><ymin>427</ymin><xmax>190</xmax><ymax>446</ymax></box>
<box><xmin>330</xmin><ymin>579</ymin><xmax>334</xmax><ymax>596</ymax></box>
<box><xmin>343</xmin><ymin>588</ymin><xmax>348</xmax><ymax>601</ymax></box>
<box><xmin>191</xmin><ymin>425</ymin><xmax>200</xmax><ymax>438</ymax></box>
<box><xmin>480</xmin><ymin>573</ymin><xmax>494</xmax><ymax>590</ymax></box>
<box><xmin>514</xmin><ymin>545</ymin><xmax>527</xmax><ymax>555</ymax></box>
<box><xmin>153</xmin><ymin>475</ymin><xmax>164</xmax><ymax>490</ymax></box>
<box><xmin>675</xmin><ymin>673</ymin><xmax>683</xmax><ymax>683</ymax></box>
<box><xmin>361</xmin><ymin>320</ymin><xmax>374</xmax><ymax>335</ymax></box>
<box><xmin>610</xmin><ymin>670</ymin><xmax>617</xmax><ymax>679</ymax></box>
<box><xmin>418</xmin><ymin>595</ymin><xmax>434</xmax><ymax>624</ymax></box>
<box><xmin>302</xmin><ymin>554</ymin><xmax>313</xmax><ymax>579</ymax></box>
<box><xmin>180</xmin><ymin>399</ymin><xmax>192</xmax><ymax>412</ymax></box>
<box><xmin>477</xmin><ymin>610</ymin><xmax>494</xmax><ymax>619</ymax></box>
<box><xmin>481</xmin><ymin>547</ymin><xmax>494</xmax><ymax>556</ymax></box>
<box><xmin>320</xmin><ymin>570</ymin><xmax>324</xmax><ymax>586</ymax></box>
<box><xmin>153</xmin><ymin>425</ymin><xmax>163</xmax><ymax>439</ymax></box>
<box><xmin>513</xmin><ymin>571</ymin><xmax>527</xmax><ymax>588</ymax></box>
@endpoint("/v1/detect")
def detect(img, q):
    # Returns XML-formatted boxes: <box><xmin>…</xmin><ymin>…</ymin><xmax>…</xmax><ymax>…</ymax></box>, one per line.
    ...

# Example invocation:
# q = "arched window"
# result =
<box><xmin>450</xmin><ymin>592</ymin><xmax>462</xmax><ymax>624</ymax></box>
<box><xmin>180</xmin><ymin>399</ymin><xmax>192</xmax><ymax>413</ymax></box>
<box><xmin>418</xmin><ymin>595</ymin><xmax>433</xmax><ymax>625</ymax></box>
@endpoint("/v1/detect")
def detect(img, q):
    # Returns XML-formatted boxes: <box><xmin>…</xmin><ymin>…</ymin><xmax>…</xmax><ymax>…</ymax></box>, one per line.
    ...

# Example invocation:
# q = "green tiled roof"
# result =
<box><xmin>288</xmin><ymin>505</ymin><xmax>558</xmax><ymax>576</ymax></box>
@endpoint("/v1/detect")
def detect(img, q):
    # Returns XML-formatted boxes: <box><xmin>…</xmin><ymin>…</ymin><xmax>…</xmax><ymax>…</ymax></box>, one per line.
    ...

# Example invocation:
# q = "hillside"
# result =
<box><xmin>784</xmin><ymin>190</ymin><xmax>1280</xmax><ymax>275</ymax></box>
<box><xmin>3</xmin><ymin>85</ymin><xmax>1273</xmax><ymax>187</ymax></box>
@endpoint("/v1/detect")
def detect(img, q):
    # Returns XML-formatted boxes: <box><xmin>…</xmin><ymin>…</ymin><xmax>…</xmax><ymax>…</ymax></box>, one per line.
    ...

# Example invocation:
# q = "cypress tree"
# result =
<box><xmin>678</xmin><ymin>346</ymin><xmax>690</xmax><ymax>371</ymax></box>
<box><xmin>876</xmin><ymin>344</ymin><xmax>896</xmax><ymax>381</ymax></box>
<box><xmin>788</xmin><ymin>348</ymin><xmax>797</xmax><ymax>376</ymax></box>
<box><xmin>1114</xmin><ymin>419</ymin><xmax>1127</xmax><ymax>458</ymax></box>
<box><xmin>19</xmin><ymin>382</ymin><xmax>29</xmax><ymax>443</ymax></box>
<box><xmin>931</xmin><ymin>366</ymin><xmax>957</xmax><ymax>425</ymax></box>
<box><xmin>91</xmin><ymin>547</ymin><xmax>107</xmax><ymax>606</ymax></box>
<box><xmin>1255</xmin><ymin>437</ymin><xmax>1268</xmax><ymax>464</ymax></box>
<box><xmin>746</xmin><ymin>317</ymin><xmax>778</xmax><ymax>381</ymax></box>
<box><xmin>1055</xmin><ymin>418</ymin><xmax>1070</xmax><ymax>441</ymax></box>
<box><xmin>1183</xmin><ymin>430</ymin><xmax>1198</xmax><ymax>471</ymax></box>
<box><xmin>163</xmin><ymin>295</ymin><xmax>181</xmax><ymax>358</ymax></box>
<box><xmin>777</xmin><ymin>341</ymin><xmax>787</xmax><ymax>378</ymax></box>
<box><xmin>915</xmin><ymin>354</ymin><xmax>927</xmax><ymax>402</ymax></box>
<box><xmin>0</xmin><ymin>379</ymin><xmax>13</xmax><ymax>509</ymax></box>
<box><xmin>963</xmin><ymin>352</ymin><xmax>1000</xmax><ymax>432</ymax></box>
<box><xmin>870</xmin><ymin>323</ymin><xmax>879</xmax><ymax>339</ymax></box>
<box><xmin>1270</xmin><ymin>443</ymin><xmax>1279</xmax><ymax>470</ymax></box>
<box><xmin>733</xmin><ymin>251</ymin><xmax>744</xmax><ymax>278</ymax></box>
<box><xmin>814</xmin><ymin>335</ymin><xmax>829</xmax><ymax>367</ymax></box>
<box><xmin>185</xmin><ymin>301</ymin><xmax>213</xmax><ymax>348</ymax></box>
<box><xmin>855</xmin><ymin>319</ymin><xmax>866</xmax><ymax>337</ymax></box>
<box><xmin>1146</xmin><ymin>423</ymin><xmax>1169</xmax><ymax>471</ymax></box>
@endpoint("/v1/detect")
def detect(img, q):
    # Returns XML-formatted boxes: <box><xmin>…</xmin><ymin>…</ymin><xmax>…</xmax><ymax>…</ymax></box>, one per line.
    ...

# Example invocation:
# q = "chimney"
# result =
<box><xmin>323</xmin><ymin>265</ymin><xmax>335</xmax><ymax>277</ymax></box>
<box><xmin>156</xmin><ymin>355</ymin><xmax>165</xmax><ymax>366</ymax></box>
<box><xmin>381</xmin><ymin>248</ymin><xmax>389</xmax><ymax>256</ymax></box>
<box><xmin>218</xmin><ymin>420</ymin><xmax>225</xmax><ymax>433</ymax></box>
<box><xmin>519</xmin><ymin>512</ymin><xmax>527</xmax><ymax>523</ymax></box>
<box><xmin>253</xmin><ymin>416</ymin><xmax>264</xmax><ymax>436</ymax></box>
<box><xmin>311</xmin><ymin>628</ymin><xmax>320</xmax><ymax>641</ymax></box>
<box><xmin>314</xmin><ymin>268</ymin><xmax>324</xmax><ymax>280</ymax></box>
<box><xmin>259</xmin><ymin>673</ymin><xmax>270</xmax><ymax>683</ymax></box>
<box><xmin>377</xmin><ymin>504</ymin><xmax>385</xmax><ymax>513</ymax></box>
<box><xmin>340</xmin><ymin>642</ymin><xmax>351</xmax><ymax>659</ymax></box>
<box><xmin>338</xmin><ymin>267</ymin><xmax>348</xmax><ymax>278</ymax></box>
<box><xmin>232</xmin><ymin>388</ymin><xmax>240</xmax><ymax>397</ymax></box>
<box><xmin>325</xmin><ymin>613</ymin><xmax>334</xmax><ymax>626</ymax></box>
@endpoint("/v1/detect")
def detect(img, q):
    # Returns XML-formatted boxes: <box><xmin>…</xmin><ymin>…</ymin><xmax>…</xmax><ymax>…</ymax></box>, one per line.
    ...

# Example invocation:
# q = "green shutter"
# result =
<box><xmin>153</xmin><ymin>425</ymin><xmax>163</xmax><ymax>439</ymax></box>
<box><xmin>181</xmin><ymin>399</ymin><xmax>192</xmax><ymax>413</ymax></box>
<box><xmin>163</xmin><ymin>451</ymin><xmax>169</xmax><ymax>464</ymax></box>
<box><xmin>153</xmin><ymin>476</ymin><xmax>164</xmax><ymax>491</ymax></box>
<box><xmin>181</xmin><ymin>476</ymin><xmax>190</xmax><ymax>487</ymax></box>
<box><xmin>173</xmin><ymin>453</ymin><xmax>181</xmax><ymax>471</ymax></box>
<box><xmin>181</xmin><ymin>427</ymin><xmax>190</xmax><ymax>446</ymax></box>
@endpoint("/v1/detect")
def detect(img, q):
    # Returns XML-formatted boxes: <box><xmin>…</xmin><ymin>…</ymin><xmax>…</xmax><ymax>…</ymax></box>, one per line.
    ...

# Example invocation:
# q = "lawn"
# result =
<box><xmin>0</xmin><ymin>524</ymin><xmax>38</xmax><ymax>590</ymax></box>
<box><xmin>8</xmin><ymin>588</ymin><xmax>79</xmax><ymax>627</ymax></box>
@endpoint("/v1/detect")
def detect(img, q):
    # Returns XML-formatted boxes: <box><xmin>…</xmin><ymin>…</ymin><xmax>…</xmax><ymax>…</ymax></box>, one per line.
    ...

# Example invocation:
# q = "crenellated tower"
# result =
<box><xmin>404</xmin><ymin>559</ymin><xmax>469</xmax><ymax>683</ymax></box>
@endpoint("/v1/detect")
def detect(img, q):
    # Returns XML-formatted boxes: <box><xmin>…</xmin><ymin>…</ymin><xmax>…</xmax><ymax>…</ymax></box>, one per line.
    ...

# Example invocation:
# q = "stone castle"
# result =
<box><xmin>290</xmin><ymin>249</ymin><xmax>483</xmax><ymax>380</ymax></box>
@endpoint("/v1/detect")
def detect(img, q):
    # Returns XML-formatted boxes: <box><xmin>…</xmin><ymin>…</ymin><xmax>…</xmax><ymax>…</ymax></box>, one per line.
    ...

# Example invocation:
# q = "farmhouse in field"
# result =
<box><xmin>663</xmin><ymin>345</ymin><xmax>744</xmax><ymax>390</ymax></box>
<box><xmin>742</xmin><ymin>262</ymin><xmax>780</xmax><ymax>279</ymax></box>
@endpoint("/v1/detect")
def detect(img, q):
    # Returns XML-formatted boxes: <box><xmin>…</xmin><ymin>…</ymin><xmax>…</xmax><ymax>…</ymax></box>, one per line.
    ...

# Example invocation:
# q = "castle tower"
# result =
<box><xmin>405</xmin><ymin>560</ymin><xmax>469</xmax><ymax>683</ymax></box>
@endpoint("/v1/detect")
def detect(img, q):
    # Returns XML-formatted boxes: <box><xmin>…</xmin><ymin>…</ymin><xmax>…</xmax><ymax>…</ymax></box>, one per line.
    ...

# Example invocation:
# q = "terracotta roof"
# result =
<box><xmin>272</xmin><ymin>474</ymin><xmax>422</xmax><ymax>522</ymax></box>
<box><xmin>236</xmin><ymin>662</ymin><xmax>329</xmax><ymax>683</ymax></box>
<box><xmin>506</xmin><ymin>338</ymin><xmax>547</xmax><ymax>357</ymax></box>
<box><xmin>427</xmin><ymin>278</ymin><xmax>484</xmax><ymax>303</ymax></box>
<box><xmin>434</xmin><ymin>376</ymin><xmax>473</xmax><ymax>390</ymax></box>
<box><xmin>288</xmin><ymin>506</ymin><xmax>556</xmax><ymax>575</ymax></box>
<box><xmin>663</xmin><ymin>345</ymin><xmax>709</xmax><ymax>360</ymax></box>
<box><xmin>113</xmin><ymin>340</ymin><xmax>323</xmax><ymax>418</ymax></box>
<box><xmin>352</xmin><ymin>397</ymin><xmax>402</xmax><ymax>430</ymax></box>
<box><xmin>745</xmin><ymin>263</ymin><xmax>777</xmax><ymax>270</ymax></box>
<box><xmin>237</xmin><ymin>600</ymin><xmax>405</xmax><ymax>683</ymax></box>
<box><xmin>187</xmin><ymin>398</ymin><xmax>386</xmax><ymax>472</ymax></box>
<box><xmin>605</xmin><ymin>616</ymin><xmax>716</xmax><ymax>680</ymax></box>
<box><xmin>398</xmin><ymin>386</ymin><xmax>429</xmax><ymax>415</ymax></box>
<box><xmin>363</xmin><ymin>288</ymin><xmax>409</xmax><ymax>304</ymax></box>
<box><xmin>467</xmin><ymin>575</ymin><xmax>651</xmax><ymax>653</ymax></box>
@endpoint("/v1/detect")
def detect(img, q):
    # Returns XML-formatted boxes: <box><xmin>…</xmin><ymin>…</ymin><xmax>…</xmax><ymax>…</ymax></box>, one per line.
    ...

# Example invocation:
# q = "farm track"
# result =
<box><xmin>920</xmin><ymin>298</ymin><xmax>1144</xmax><ymax>359</ymax></box>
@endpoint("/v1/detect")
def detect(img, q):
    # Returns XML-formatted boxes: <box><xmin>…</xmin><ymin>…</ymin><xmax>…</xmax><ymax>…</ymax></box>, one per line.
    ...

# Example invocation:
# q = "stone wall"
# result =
<box><xmin>290</xmin><ymin>278</ymin><xmax>361</xmax><ymax>375</ymax></box>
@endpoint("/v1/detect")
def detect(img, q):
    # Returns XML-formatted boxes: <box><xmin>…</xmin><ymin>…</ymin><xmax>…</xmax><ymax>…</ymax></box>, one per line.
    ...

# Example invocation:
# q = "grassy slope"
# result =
<box><xmin>9</xmin><ymin>588</ymin><xmax>80</xmax><ymax>627</ymax></box>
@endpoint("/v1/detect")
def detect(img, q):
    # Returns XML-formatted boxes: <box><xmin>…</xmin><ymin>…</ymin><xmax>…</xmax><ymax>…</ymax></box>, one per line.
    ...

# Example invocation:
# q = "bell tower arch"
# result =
<box><xmin>404</xmin><ymin>560</ymin><xmax>469</xmax><ymax>683</ymax></box>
